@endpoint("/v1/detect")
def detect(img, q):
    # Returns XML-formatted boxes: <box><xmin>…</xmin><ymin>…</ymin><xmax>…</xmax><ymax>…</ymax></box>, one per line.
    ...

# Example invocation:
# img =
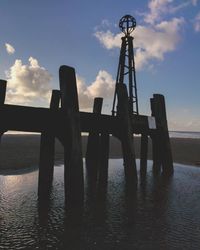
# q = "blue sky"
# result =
<box><xmin>0</xmin><ymin>0</ymin><xmax>200</xmax><ymax>131</ymax></box>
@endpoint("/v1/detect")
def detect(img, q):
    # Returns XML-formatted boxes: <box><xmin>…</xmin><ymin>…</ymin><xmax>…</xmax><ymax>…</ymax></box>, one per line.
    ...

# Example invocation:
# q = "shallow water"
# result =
<box><xmin>169</xmin><ymin>131</ymin><xmax>200</xmax><ymax>139</ymax></box>
<box><xmin>1</xmin><ymin>160</ymin><xmax>200</xmax><ymax>250</ymax></box>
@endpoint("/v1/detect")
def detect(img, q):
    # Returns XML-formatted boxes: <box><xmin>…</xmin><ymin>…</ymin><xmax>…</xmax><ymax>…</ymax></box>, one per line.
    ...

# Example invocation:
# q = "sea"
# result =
<box><xmin>5</xmin><ymin>130</ymin><xmax>200</xmax><ymax>139</ymax></box>
<box><xmin>1</xmin><ymin>159</ymin><xmax>200</xmax><ymax>249</ymax></box>
<box><xmin>169</xmin><ymin>131</ymin><xmax>200</xmax><ymax>139</ymax></box>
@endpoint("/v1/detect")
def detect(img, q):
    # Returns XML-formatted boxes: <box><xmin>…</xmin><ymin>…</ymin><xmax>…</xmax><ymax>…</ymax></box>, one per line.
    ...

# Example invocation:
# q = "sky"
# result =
<box><xmin>0</xmin><ymin>0</ymin><xmax>200</xmax><ymax>131</ymax></box>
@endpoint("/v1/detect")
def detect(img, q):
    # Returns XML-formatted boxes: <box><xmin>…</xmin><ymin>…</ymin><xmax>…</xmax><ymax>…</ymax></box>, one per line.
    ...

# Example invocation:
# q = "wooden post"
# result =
<box><xmin>59</xmin><ymin>65</ymin><xmax>84</xmax><ymax>207</ymax></box>
<box><xmin>116</xmin><ymin>83</ymin><xmax>137</xmax><ymax>185</ymax></box>
<box><xmin>152</xmin><ymin>94</ymin><xmax>173</xmax><ymax>176</ymax></box>
<box><xmin>85</xmin><ymin>98</ymin><xmax>103</xmax><ymax>193</ymax></box>
<box><xmin>140</xmin><ymin>133</ymin><xmax>148</xmax><ymax>176</ymax></box>
<box><xmin>152</xmin><ymin>132</ymin><xmax>162</xmax><ymax>174</ymax></box>
<box><xmin>150</xmin><ymin>98</ymin><xmax>162</xmax><ymax>174</ymax></box>
<box><xmin>98</xmin><ymin>132</ymin><xmax>110</xmax><ymax>185</ymax></box>
<box><xmin>86</xmin><ymin>97</ymin><xmax>103</xmax><ymax>171</ymax></box>
<box><xmin>38</xmin><ymin>90</ymin><xmax>60</xmax><ymax>196</ymax></box>
<box><xmin>0</xmin><ymin>80</ymin><xmax>7</xmax><ymax>139</ymax></box>
<box><xmin>0</xmin><ymin>80</ymin><xmax>7</xmax><ymax>105</ymax></box>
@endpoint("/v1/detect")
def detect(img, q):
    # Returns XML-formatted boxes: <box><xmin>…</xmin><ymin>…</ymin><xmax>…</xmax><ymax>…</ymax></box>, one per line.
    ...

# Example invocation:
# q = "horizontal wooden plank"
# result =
<box><xmin>0</xmin><ymin>104</ymin><xmax>152</xmax><ymax>134</ymax></box>
<box><xmin>0</xmin><ymin>104</ymin><xmax>60</xmax><ymax>132</ymax></box>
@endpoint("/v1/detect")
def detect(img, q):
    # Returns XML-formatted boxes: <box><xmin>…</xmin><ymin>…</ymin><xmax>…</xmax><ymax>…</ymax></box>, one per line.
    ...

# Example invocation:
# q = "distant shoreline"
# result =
<box><xmin>0</xmin><ymin>134</ymin><xmax>200</xmax><ymax>174</ymax></box>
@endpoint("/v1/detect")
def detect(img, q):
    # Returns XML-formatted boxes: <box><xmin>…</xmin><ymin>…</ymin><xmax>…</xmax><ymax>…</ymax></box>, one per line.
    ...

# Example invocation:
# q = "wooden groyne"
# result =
<box><xmin>0</xmin><ymin>65</ymin><xmax>173</xmax><ymax>206</ymax></box>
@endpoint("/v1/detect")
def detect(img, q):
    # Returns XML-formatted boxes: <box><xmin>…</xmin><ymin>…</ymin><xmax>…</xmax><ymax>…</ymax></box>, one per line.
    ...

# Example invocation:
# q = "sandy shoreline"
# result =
<box><xmin>0</xmin><ymin>134</ymin><xmax>200</xmax><ymax>173</ymax></box>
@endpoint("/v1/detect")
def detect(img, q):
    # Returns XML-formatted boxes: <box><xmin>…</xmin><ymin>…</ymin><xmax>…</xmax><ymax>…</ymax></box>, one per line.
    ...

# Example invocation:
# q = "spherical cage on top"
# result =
<box><xmin>119</xmin><ymin>15</ymin><xmax>136</xmax><ymax>36</ymax></box>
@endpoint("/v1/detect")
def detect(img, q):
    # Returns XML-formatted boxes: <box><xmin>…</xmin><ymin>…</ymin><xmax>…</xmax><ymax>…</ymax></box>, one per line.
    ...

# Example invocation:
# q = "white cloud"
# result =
<box><xmin>94</xmin><ymin>31</ymin><xmax>121</xmax><ymax>49</ymax></box>
<box><xmin>94</xmin><ymin>18</ymin><xmax>184</xmax><ymax>70</ymax></box>
<box><xmin>169</xmin><ymin>2</ymin><xmax>191</xmax><ymax>13</ymax></box>
<box><xmin>76</xmin><ymin>76</ymin><xmax>92</xmax><ymax>109</ymax></box>
<box><xmin>144</xmin><ymin>0</ymin><xmax>173</xmax><ymax>24</ymax></box>
<box><xmin>5</xmin><ymin>57</ymin><xmax>115</xmax><ymax>110</ymax></box>
<box><xmin>5</xmin><ymin>57</ymin><xmax>52</xmax><ymax>106</ymax></box>
<box><xmin>144</xmin><ymin>0</ymin><xmax>198</xmax><ymax>24</ymax></box>
<box><xmin>77</xmin><ymin>70</ymin><xmax>115</xmax><ymax>110</ymax></box>
<box><xmin>5</xmin><ymin>43</ymin><xmax>15</xmax><ymax>55</ymax></box>
<box><xmin>194</xmin><ymin>12</ymin><xmax>200</xmax><ymax>32</ymax></box>
<box><xmin>169</xmin><ymin>117</ymin><xmax>200</xmax><ymax>131</ymax></box>
<box><xmin>87</xmin><ymin>70</ymin><xmax>115</xmax><ymax>98</ymax></box>
<box><xmin>191</xmin><ymin>0</ymin><xmax>198</xmax><ymax>6</ymax></box>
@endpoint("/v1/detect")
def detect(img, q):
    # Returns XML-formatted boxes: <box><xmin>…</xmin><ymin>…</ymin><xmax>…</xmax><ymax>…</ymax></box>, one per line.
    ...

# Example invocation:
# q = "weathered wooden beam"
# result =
<box><xmin>86</xmin><ymin>97</ymin><xmax>103</xmax><ymax>164</ymax></box>
<box><xmin>0</xmin><ymin>80</ymin><xmax>7</xmax><ymax>105</ymax></box>
<box><xmin>86</xmin><ymin>98</ymin><xmax>103</xmax><ymax>186</ymax></box>
<box><xmin>152</xmin><ymin>133</ymin><xmax>162</xmax><ymax>174</ymax></box>
<box><xmin>0</xmin><ymin>102</ymin><xmax>152</xmax><ymax>136</ymax></box>
<box><xmin>0</xmin><ymin>105</ymin><xmax>113</xmax><ymax>134</ymax></box>
<box><xmin>0</xmin><ymin>105</ymin><xmax>54</xmax><ymax>132</ymax></box>
<box><xmin>59</xmin><ymin>65</ymin><xmax>84</xmax><ymax>207</ymax></box>
<box><xmin>92</xmin><ymin>97</ymin><xmax>103</xmax><ymax>114</ymax></box>
<box><xmin>150</xmin><ymin>98</ymin><xmax>162</xmax><ymax>174</ymax></box>
<box><xmin>50</xmin><ymin>90</ymin><xmax>61</xmax><ymax>110</ymax></box>
<box><xmin>140</xmin><ymin>133</ymin><xmax>148</xmax><ymax>176</ymax></box>
<box><xmin>152</xmin><ymin>94</ymin><xmax>173</xmax><ymax>176</ymax></box>
<box><xmin>98</xmin><ymin>133</ymin><xmax>110</xmax><ymax>185</ymax></box>
<box><xmin>38</xmin><ymin>90</ymin><xmax>60</xmax><ymax>197</ymax></box>
<box><xmin>116</xmin><ymin>83</ymin><xmax>137</xmax><ymax>186</ymax></box>
<box><xmin>0</xmin><ymin>80</ymin><xmax>7</xmax><ymax>139</ymax></box>
<box><xmin>130</xmin><ymin>114</ymin><xmax>149</xmax><ymax>134</ymax></box>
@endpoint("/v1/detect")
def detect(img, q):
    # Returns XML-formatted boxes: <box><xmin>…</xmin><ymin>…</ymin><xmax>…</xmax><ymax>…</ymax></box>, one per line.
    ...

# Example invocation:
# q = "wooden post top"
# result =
<box><xmin>59</xmin><ymin>65</ymin><xmax>79</xmax><ymax>113</ymax></box>
<box><xmin>0</xmin><ymin>80</ymin><xmax>7</xmax><ymax>105</ymax></box>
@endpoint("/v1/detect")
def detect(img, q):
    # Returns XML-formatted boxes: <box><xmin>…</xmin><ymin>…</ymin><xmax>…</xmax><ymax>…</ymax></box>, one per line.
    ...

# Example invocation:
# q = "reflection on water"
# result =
<box><xmin>1</xmin><ymin>160</ymin><xmax>200</xmax><ymax>249</ymax></box>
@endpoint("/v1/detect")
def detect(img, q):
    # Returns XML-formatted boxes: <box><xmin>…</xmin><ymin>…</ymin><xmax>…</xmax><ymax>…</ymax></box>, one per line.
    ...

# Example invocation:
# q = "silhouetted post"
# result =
<box><xmin>98</xmin><ymin>132</ymin><xmax>110</xmax><ymax>185</ymax></box>
<box><xmin>86</xmin><ymin>97</ymin><xmax>103</xmax><ymax>182</ymax></box>
<box><xmin>116</xmin><ymin>83</ymin><xmax>137</xmax><ymax>185</ymax></box>
<box><xmin>59</xmin><ymin>65</ymin><xmax>84</xmax><ymax>207</ymax></box>
<box><xmin>0</xmin><ymin>80</ymin><xmax>7</xmax><ymax>105</ymax></box>
<box><xmin>0</xmin><ymin>80</ymin><xmax>7</xmax><ymax>140</ymax></box>
<box><xmin>152</xmin><ymin>94</ymin><xmax>173</xmax><ymax>176</ymax></box>
<box><xmin>140</xmin><ymin>133</ymin><xmax>148</xmax><ymax>176</ymax></box>
<box><xmin>151</xmin><ymin>132</ymin><xmax>162</xmax><ymax>174</ymax></box>
<box><xmin>38</xmin><ymin>90</ymin><xmax>60</xmax><ymax>197</ymax></box>
<box><xmin>150</xmin><ymin>98</ymin><xmax>162</xmax><ymax>174</ymax></box>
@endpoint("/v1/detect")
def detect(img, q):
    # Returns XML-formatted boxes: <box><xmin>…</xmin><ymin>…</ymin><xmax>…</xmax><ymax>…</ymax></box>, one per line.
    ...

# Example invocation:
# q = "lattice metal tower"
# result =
<box><xmin>112</xmin><ymin>15</ymin><xmax>139</xmax><ymax>116</ymax></box>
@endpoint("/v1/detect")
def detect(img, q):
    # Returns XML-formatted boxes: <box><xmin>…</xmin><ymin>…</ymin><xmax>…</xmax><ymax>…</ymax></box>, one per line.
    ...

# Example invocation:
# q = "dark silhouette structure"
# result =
<box><xmin>0</xmin><ymin>15</ymin><xmax>173</xmax><ymax>207</ymax></box>
<box><xmin>112</xmin><ymin>15</ymin><xmax>139</xmax><ymax>116</ymax></box>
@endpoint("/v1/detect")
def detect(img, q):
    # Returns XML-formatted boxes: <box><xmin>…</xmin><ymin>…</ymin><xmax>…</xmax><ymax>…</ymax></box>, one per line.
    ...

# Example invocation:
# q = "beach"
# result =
<box><xmin>1</xmin><ymin>135</ymin><xmax>200</xmax><ymax>249</ymax></box>
<box><xmin>0</xmin><ymin>134</ymin><xmax>200</xmax><ymax>172</ymax></box>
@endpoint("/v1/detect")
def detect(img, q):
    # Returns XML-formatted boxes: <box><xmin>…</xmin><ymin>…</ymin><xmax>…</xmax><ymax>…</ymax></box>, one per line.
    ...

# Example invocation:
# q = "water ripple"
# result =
<box><xmin>0</xmin><ymin>160</ymin><xmax>200</xmax><ymax>249</ymax></box>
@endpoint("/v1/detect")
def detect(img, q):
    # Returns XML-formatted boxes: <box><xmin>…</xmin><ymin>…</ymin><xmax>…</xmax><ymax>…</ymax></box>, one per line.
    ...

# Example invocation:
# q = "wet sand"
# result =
<box><xmin>1</xmin><ymin>161</ymin><xmax>200</xmax><ymax>249</ymax></box>
<box><xmin>0</xmin><ymin>134</ymin><xmax>200</xmax><ymax>171</ymax></box>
